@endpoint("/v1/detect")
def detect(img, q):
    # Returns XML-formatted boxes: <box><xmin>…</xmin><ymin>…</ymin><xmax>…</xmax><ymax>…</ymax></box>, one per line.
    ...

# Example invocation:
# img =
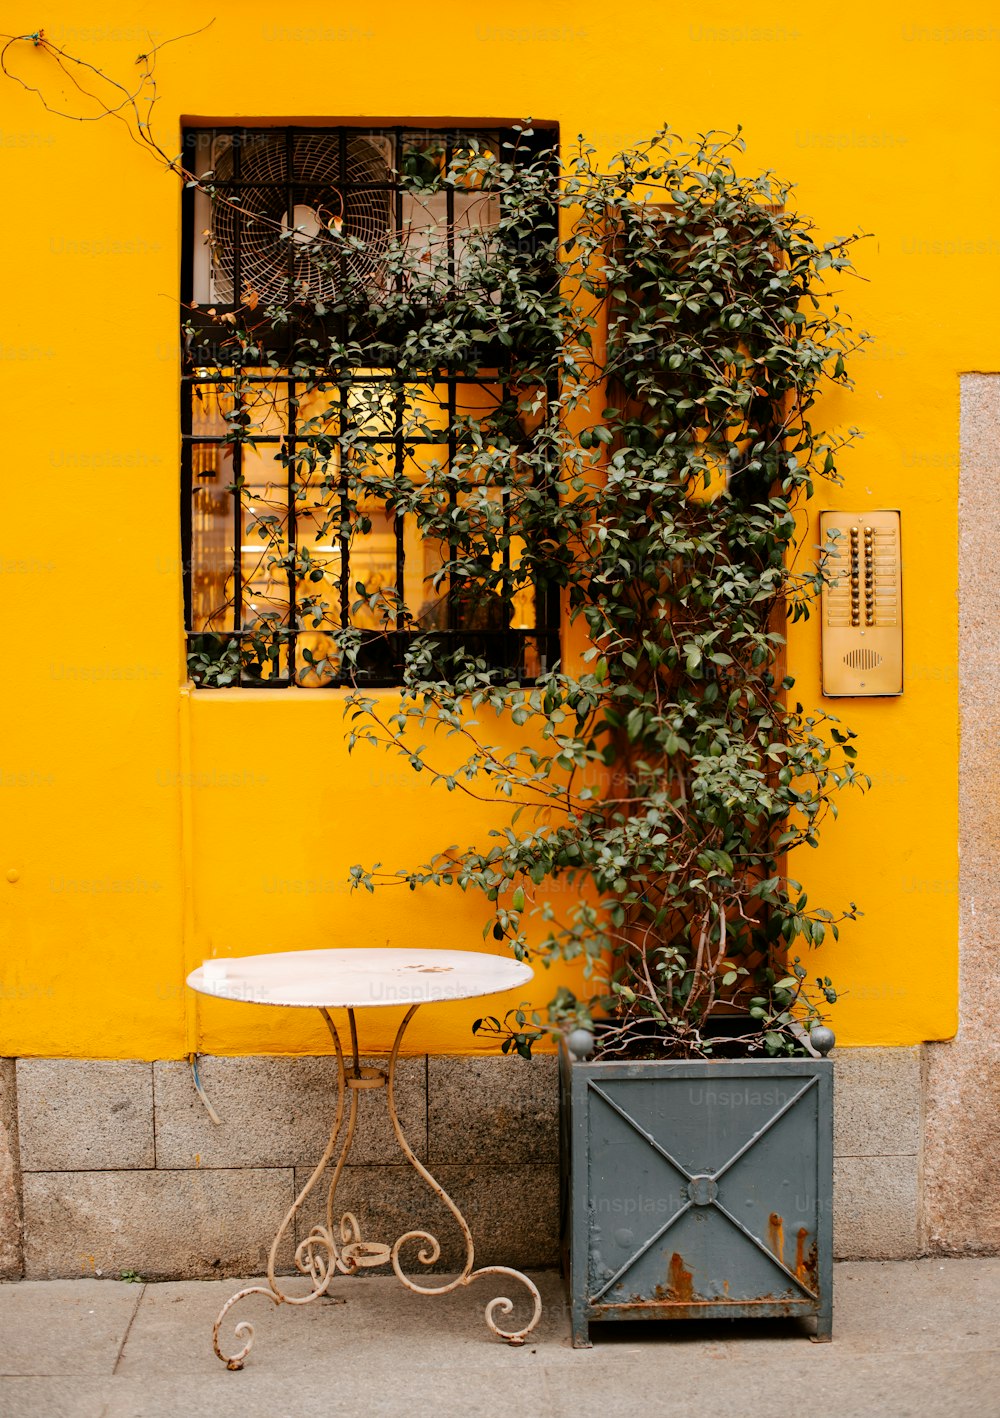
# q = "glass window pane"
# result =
<box><xmin>509</xmin><ymin>558</ymin><xmax>537</xmax><ymax>631</ymax></box>
<box><xmin>239</xmin><ymin>627</ymin><xmax>292</xmax><ymax>686</ymax></box>
<box><xmin>240</xmin><ymin>371</ymin><xmax>290</xmax><ymax>438</ymax></box>
<box><xmin>402</xmin><ymin>382</ymin><xmax>450</xmax><ymax>439</ymax></box>
<box><xmin>190</xmin><ymin>442</ymin><xmax>235</xmax><ymax>632</ymax></box>
<box><xmin>295</xmin><ymin>630</ymin><xmax>339</xmax><ymax>688</ymax></box>
<box><xmin>400</xmin><ymin>190</ymin><xmax>448</xmax><ymax>271</ymax></box>
<box><xmin>240</xmin><ymin>444</ymin><xmax>289</xmax><ymax>630</ymax></box>
<box><xmin>294</xmin><ymin>380</ymin><xmax>340</xmax><ymax>443</ymax></box>
<box><xmin>405</xmin><ymin>437</ymin><xmax>449</xmax><ymax>484</ymax></box>
<box><xmin>453</xmin><ymin>191</ymin><xmax>501</xmax><ymax>276</ymax></box>
<box><xmin>295</xmin><ymin>500</ymin><xmax>342</xmax><ymax>632</ymax></box>
<box><xmin>344</xmin><ymin>376</ymin><xmax>396</xmax><ymax>439</ymax></box>
<box><xmin>349</xmin><ymin>501</ymin><xmax>398</xmax><ymax>631</ymax></box>
<box><xmin>190</xmin><ymin>379</ymin><xmax>234</xmax><ymax>437</ymax></box>
<box><xmin>400</xmin><ymin>136</ymin><xmax>447</xmax><ymax>186</ymax></box>
<box><xmin>241</xmin><ymin>562</ymin><xmax>290</xmax><ymax>628</ymax></box>
<box><xmin>407</xmin><ymin>523</ymin><xmax>449</xmax><ymax>628</ymax></box>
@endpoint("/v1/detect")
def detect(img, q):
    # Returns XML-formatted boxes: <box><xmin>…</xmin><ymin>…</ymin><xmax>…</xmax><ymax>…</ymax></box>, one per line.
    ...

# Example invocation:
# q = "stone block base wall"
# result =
<box><xmin>919</xmin><ymin>374</ymin><xmax>1000</xmax><ymax>1258</ymax></box>
<box><xmin>0</xmin><ymin>1048</ymin><xmax>933</xmax><ymax>1280</ymax></box>
<box><xmin>0</xmin><ymin>1059</ymin><xmax>22</xmax><ymax>1277</ymax></box>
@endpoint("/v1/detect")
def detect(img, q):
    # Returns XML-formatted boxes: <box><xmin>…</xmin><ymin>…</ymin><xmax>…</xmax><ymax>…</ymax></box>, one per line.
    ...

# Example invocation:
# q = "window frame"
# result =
<box><xmin>180</xmin><ymin>123</ymin><xmax>561</xmax><ymax>690</ymax></box>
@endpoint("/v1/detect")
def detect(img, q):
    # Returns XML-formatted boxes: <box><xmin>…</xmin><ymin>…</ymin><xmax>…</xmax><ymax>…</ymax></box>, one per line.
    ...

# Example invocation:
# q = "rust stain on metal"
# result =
<box><xmin>768</xmin><ymin>1212</ymin><xmax>784</xmax><ymax>1262</ymax></box>
<box><xmin>596</xmin><ymin>1296</ymin><xmax>804</xmax><ymax>1319</ymax></box>
<box><xmin>666</xmin><ymin>1251</ymin><xmax>694</xmax><ymax>1303</ymax></box>
<box><xmin>795</xmin><ymin>1227</ymin><xmax>819</xmax><ymax>1290</ymax></box>
<box><xmin>641</xmin><ymin>1256</ymin><xmax>697</xmax><ymax>1307</ymax></box>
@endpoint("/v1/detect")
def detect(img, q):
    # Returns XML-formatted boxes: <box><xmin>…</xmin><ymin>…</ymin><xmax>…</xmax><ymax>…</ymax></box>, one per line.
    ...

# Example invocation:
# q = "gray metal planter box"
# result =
<box><xmin>560</xmin><ymin>1052</ymin><xmax>833</xmax><ymax>1347</ymax></box>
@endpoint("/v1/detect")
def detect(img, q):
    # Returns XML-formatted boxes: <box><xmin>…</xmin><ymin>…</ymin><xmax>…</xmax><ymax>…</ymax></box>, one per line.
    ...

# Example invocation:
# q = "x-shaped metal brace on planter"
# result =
<box><xmin>587</xmin><ymin>1076</ymin><xmax>820</xmax><ymax>1305</ymax></box>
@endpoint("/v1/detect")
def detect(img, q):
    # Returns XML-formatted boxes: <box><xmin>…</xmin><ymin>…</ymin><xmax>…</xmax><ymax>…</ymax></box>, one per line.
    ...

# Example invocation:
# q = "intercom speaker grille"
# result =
<box><xmin>209</xmin><ymin>134</ymin><xmax>392</xmax><ymax>305</ymax></box>
<box><xmin>843</xmin><ymin>648</ymin><xmax>883</xmax><ymax>671</ymax></box>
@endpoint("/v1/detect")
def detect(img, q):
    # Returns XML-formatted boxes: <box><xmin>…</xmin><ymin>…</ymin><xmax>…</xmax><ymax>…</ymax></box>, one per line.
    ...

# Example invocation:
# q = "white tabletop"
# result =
<box><xmin>186</xmin><ymin>947</ymin><xmax>534</xmax><ymax>1009</ymax></box>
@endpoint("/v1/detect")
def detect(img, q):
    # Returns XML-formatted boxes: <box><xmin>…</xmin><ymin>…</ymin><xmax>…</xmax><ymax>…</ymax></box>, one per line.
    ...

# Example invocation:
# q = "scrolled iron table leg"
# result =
<box><xmin>384</xmin><ymin>1004</ymin><xmax>543</xmax><ymax>1345</ymax></box>
<box><xmin>211</xmin><ymin>1002</ymin><xmax>542</xmax><ymax>1366</ymax></box>
<box><xmin>212</xmin><ymin>1007</ymin><xmax>356</xmax><ymax>1369</ymax></box>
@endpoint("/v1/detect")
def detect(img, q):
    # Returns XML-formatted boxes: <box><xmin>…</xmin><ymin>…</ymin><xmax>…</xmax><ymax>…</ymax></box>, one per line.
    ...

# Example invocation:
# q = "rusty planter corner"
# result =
<box><xmin>559</xmin><ymin>1053</ymin><xmax>833</xmax><ymax>1347</ymax></box>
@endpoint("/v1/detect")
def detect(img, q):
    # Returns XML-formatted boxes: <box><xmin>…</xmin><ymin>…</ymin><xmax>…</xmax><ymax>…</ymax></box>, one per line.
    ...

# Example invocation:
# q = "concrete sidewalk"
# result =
<box><xmin>1</xmin><ymin>1259</ymin><xmax>997</xmax><ymax>1418</ymax></box>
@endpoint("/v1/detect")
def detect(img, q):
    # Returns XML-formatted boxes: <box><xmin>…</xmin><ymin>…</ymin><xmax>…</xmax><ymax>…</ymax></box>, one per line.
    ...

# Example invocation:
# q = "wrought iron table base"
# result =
<box><xmin>212</xmin><ymin>1004</ymin><xmax>542</xmax><ymax>1368</ymax></box>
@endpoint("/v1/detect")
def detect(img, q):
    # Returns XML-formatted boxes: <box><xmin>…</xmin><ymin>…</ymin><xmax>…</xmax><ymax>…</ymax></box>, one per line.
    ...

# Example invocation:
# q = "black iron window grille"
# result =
<box><xmin>180</xmin><ymin>125</ymin><xmax>560</xmax><ymax>689</ymax></box>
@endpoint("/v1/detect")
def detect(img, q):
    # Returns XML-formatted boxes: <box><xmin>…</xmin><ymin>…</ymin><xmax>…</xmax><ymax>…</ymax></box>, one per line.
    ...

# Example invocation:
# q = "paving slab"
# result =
<box><xmin>820</xmin><ymin>1258</ymin><xmax>998</xmax><ymax>1353</ymax></box>
<box><xmin>0</xmin><ymin>1259</ymin><xmax>996</xmax><ymax>1418</ymax></box>
<box><xmin>100</xmin><ymin>1366</ymin><xmax>555</xmax><ymax>1418</ymax></box>
<box><xmin>0</xmin><ymin>1377</ymin><xmax>109</xmax><ymax>1418</ymax></box>
<box><xmin>0</xmin><ymin>1278</ymin><xmax>142</xmax><ymax>1375</ymax></box>
<box><xmin>114</xmin><ymin>1270</ymin><xmax>567</xmax><ymax>1377</ymax></box>
<box><xmin>541</xmin><ymin>1351</ymin><xmax>998</xmax><ymax>1418</ymax></box>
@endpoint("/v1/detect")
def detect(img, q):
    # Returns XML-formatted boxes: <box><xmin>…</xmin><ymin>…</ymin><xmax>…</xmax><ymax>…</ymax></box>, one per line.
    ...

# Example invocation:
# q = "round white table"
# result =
<box><xmin>187</xmin><ymin>948</ymin><xmax>540</xmax><ymax>1368</ymax></box>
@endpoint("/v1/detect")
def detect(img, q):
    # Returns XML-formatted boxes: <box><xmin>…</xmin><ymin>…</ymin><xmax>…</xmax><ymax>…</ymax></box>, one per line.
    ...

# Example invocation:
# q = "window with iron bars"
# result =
<box><xmin>180</xmin><ymin>125</ymin><xmax>560</xmax><ymax>688</ymax></box>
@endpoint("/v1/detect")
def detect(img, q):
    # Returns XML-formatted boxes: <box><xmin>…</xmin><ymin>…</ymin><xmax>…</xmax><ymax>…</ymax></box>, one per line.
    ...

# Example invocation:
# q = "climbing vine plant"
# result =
<box><xmin>336</xmin><ymin>129</ymin><xmax>871</xmax><ymax>1060</ymax></box>
<box><xmin>3</xmin><ymin>28</ymin><xmax>869</xmax><ymax>1058</ymax></box>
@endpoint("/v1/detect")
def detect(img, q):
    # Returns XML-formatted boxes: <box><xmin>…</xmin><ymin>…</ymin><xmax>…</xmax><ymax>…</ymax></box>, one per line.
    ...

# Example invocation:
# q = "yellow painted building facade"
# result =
<box><xmin>2</xmin><ymin>0</ymin><xmax>987</xmax><ymax>1063</ymax></box>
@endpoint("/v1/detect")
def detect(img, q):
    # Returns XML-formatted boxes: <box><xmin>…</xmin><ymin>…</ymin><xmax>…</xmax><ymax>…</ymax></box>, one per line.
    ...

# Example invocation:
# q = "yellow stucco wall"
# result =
<box><xmin>2</xmin><ymin>0</ymin><xmax>984</xmax><ymax>1057</ymax></box>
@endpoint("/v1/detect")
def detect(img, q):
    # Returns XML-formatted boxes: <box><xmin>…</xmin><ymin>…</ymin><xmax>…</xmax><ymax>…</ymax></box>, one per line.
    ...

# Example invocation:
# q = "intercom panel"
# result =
<box><xmin>820</xmin><ymin>510</ymin><xmax>902</xmax><ymax>697</ymax></box>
